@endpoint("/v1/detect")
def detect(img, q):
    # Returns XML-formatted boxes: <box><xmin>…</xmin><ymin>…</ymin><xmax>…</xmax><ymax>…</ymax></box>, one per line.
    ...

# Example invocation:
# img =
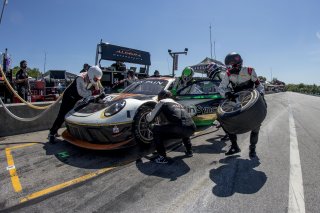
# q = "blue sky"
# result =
<box><xmin>1</xmin><ymin>0</ymin><xmax>319</xmax><ymax>84</ymax></box>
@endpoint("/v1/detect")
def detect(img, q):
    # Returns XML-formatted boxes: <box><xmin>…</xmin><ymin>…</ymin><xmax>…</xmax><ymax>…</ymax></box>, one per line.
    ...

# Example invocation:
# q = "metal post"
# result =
<box><xmin>0</xmin><ymin>0</ymin><xmax>7</xmax><ymax>25</ymax></box>
<box><xmin>172</xmin><ymin>54</ymin><xmax>175</xmax><ymax>77</ymax></box>
<box><xmin>168</xmin><ymin>48</ymin><xmax>188</xmax><ymax>77</ymax></box>
<box><xmin>44</xmin><ymin>51</ymin><xmax>46</xmax><ymax>73</ymax></box>
<box><xmin>210</xmin><ymin>24</ymin><xmax>213</xmax><ymax>59</ymax></box>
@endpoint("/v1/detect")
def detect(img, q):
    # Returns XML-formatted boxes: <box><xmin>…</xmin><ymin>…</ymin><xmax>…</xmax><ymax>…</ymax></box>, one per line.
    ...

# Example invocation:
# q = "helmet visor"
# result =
<box><xmin>226</xmin><ymin>64</ymin><xmax>241</xmax><ymax>70</ymax></box>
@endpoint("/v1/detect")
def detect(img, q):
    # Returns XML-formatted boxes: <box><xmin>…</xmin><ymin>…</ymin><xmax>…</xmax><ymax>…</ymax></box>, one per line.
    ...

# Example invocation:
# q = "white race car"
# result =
<box><xmin>62</xmin><ymin>76</ymin><xmax>223</xmax><ymax>150</ymax></box>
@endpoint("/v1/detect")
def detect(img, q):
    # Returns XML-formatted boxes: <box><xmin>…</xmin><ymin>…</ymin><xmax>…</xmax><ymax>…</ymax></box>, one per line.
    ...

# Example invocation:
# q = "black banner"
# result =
<box><xmin>100</xmin><ymin>43</ymin><xmax>151</xmax><ymax>65</ymax></box>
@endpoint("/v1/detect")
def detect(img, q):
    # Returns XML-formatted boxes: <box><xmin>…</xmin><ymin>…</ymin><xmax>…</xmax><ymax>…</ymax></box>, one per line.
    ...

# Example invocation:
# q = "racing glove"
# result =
<box><xmin>82</xmin><ymin>96</ymin><xmax>95</xmax><ymax>104</ymax></box>
<box><xmin>225</xmin><ymin>92</ymin><xmax>238</xmax><ymax>101</ymax></box>
<box><xmin>96</xmin><ymin>92</ymin><xmax>106</xmax><ymax>100</ymax></box>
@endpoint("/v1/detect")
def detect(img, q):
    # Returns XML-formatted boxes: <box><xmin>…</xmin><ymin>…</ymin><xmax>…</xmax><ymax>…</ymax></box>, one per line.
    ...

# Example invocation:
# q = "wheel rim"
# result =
<box><xmin>220</xmin><ymin>90</ymin><xmax>253</xmax><ymax>113</ymax></box>
<box><xmin>137</xmin><ymin>110</ymin><xmax>155</xmax><ymax>143</ymax></box>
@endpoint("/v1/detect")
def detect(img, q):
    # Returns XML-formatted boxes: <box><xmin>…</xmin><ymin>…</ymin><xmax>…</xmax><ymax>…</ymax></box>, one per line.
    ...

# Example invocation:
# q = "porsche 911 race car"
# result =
<box><xmin>62</xmin><ymin>75</ymin><xmax>224</xmax><ymax>150</ymax></box>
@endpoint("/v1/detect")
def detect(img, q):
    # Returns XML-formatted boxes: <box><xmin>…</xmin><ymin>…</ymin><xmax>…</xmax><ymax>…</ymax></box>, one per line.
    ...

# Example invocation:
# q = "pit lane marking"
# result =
<box><xmin>9</xmin><ymin>143</ymin><xmax>38</xmax><ymax>150</ymax></box>
<box><xmin>5</xmin><ymin>148</ymin><xmax>22</xmax><ymax>192</ymax></box>
<box><xmin>288</xmin><ymin>103</ymin><xmax>305</xmax><ymax>213</ymax></box>
<box><xmin>20</xmin><ymin>166</ymin><xmax>115</xmax><ymax>203</ymax></box>
<box><xmin>5</xmin><ymin>143</ymin><xmax>38</xmax><ymax>193</ymax></box>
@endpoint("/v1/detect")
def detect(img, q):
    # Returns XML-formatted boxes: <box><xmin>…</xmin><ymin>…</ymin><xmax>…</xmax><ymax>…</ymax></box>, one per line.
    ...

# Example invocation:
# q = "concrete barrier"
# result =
<box><xmin>0</xmin><ymin>101</ymin><xmax>62</xmax><ymax>137</ymax></box>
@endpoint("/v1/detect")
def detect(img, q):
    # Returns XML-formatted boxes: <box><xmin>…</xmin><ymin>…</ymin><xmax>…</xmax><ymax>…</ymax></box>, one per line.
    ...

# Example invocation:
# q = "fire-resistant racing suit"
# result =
<box><xmin>218</xmin><ymin>67</ymin><xmax>265</xmax><ymax>156</ymax></box>
<box><xmin>146</xmin><ymin>98</ymin><xmax>196</xmax><ymax>157</ymax></box>
<box><xmin>49</xmin><ymin>73</ymin><xmax>99</xmax><ymax>137</ymax></box>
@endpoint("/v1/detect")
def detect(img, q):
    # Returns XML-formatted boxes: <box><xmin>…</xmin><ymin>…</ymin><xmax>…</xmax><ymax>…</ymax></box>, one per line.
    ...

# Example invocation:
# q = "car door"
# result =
<box><xmin>175</xmin><ymin>78</ymin><xmax>223</xmax><ymax>126</ymax></box>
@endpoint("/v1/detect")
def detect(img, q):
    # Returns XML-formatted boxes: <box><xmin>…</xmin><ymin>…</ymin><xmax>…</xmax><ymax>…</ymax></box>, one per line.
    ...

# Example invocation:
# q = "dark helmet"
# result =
<box><xmin>154</xmin><ymin>70</ymin><xmax>160</xmax><ymax>76</ymax></box>
<box><xmin>83</xmin><ymin>63</ymin><xmax>90</xmax><ymax>69</ymax></box>
<box><xmin>158</xmin><ymin>89</ymin><xmax>172</xmax><ymax>101</ymax></box>
<box><xmin>225</xmin><ymin>52</ymin><xmax>243</xmax><ymax>66</ymax></box>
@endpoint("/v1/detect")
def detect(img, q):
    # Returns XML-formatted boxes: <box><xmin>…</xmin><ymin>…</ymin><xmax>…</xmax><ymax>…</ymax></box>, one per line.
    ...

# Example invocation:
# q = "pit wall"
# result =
<box><xmin>0</xmin><ymin>101</ymin><xmax>61</xmax><ymax>137</ymax></box>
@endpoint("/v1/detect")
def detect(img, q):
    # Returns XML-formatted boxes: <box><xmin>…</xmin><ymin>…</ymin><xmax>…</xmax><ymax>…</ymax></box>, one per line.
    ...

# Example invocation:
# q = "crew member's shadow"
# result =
<box><xmin>210</xmin><ymin>156</ymin><xmax>267</xmax><ymax>197</ymax></box>
<box><xmin>136</xmin><ymin>155</ymin><xmax>190</xmax><ymax>181</ymax></box>
<box><xmin>192</xmin><ymin>135</ymin><xmax>228</xmax><ymax>155</ymax></box>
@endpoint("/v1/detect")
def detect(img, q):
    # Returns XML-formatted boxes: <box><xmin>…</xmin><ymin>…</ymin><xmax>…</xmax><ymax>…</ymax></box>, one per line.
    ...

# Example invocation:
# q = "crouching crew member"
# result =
<box><xmin>48</xmin><ymin>66</ymin><xmax>103</xmax><ymax>143</ymax></box>
<box><xmin>146</xmin><ymin>90</ymin><xmax>196</xmax><ymax>164</ymax></box>
<box><xmin>218</xmin><ymin>52</ymin><xmax>265</xmax><ymax>158</ymax></box>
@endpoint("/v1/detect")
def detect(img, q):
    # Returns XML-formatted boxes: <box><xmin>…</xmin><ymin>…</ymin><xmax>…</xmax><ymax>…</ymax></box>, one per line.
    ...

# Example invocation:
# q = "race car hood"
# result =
<box><xmin>71</xmin><ymin>93</ymin><xmax>156</xmax><ymax>117</ymax></box>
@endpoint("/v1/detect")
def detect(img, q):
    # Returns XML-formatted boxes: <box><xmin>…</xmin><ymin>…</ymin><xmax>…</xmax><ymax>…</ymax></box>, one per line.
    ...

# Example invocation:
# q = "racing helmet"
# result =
<box><xmin>158</xmin><ymin>89</ymin><xmax>172</xmax><ymax>101</ymax></box>
<box><xmin>87</xmin><ymin>66</ymin><xmax>102</xmax><ymax>89</ymax></box>
<box><xmin>225</xmin><ymin>52</ymin><xmax>243</xmax><ymax>73</ymax></box>
<box><xmin>181</xmin><ymin>66</ymin><xmax>194</xmax><ymax>83</ymax></box>
<box><xmin>87</xmin><ymin>66</ymin><xmax>102</xmax><ymax>82</ymax></box>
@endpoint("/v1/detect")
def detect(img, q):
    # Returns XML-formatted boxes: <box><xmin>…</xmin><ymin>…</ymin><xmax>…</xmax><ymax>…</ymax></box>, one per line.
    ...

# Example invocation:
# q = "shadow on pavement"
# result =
<box><xmin>192</xmin><ymin>135</ymin><xmax>228</xmax><ymax>154</ymax></box>
<box><xmin>210</xmin><ymin>155</ymin><xmax>267</xmax><ymax>197</ymax></box>
<box><xmin>42</xmin><ymin>138</ymin><xmax>156</xmax><ymax>170</ymax></box>
<box><xmin>136</xmin><ymin>155</ymin><xmax>190</xmax><ymax>181</ymax></box>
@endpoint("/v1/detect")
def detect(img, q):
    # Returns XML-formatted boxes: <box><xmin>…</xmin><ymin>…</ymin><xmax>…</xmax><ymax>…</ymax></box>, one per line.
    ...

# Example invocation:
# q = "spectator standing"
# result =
<box><xmin>80</xmin><ymin>63</ymin><xmax>90</xmax><ymax>73</ymax></box>
<box><xmin>15</xmin><ymin>60</ymin><xmax>31</xmax><ymax>101</ymax></box>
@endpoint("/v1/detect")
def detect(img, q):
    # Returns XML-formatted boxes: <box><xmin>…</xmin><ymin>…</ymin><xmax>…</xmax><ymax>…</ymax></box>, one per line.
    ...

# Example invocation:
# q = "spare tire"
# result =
<box><xmin>217</xmin><ymin>90</ymin><xmax>267</xmax><ymax>134</ymax></box>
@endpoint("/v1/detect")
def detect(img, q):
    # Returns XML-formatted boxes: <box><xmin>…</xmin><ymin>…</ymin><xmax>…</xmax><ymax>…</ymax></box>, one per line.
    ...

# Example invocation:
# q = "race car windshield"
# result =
<box><xmin>122</xmin><ymin>79</ymin><xmax>168</xmax><ymax>95</ymax></box>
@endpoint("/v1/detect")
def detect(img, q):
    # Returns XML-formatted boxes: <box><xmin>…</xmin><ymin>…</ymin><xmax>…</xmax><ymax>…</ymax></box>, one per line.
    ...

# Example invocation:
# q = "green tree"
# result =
<box><xmin>285</xmin><ymin>83</ymin><xmax>320</xmax><ymax>95</ymax></box>
<box><xmin>12</xmin><ymin>66</ymin><xmax>41</xmax><ymax>78</ymax></box>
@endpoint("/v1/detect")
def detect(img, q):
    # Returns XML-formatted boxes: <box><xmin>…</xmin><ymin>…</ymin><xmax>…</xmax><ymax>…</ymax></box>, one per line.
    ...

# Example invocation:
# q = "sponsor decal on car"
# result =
<box><xmin>113</xmin><ymin>125</ymin><xmax>120</xmax><ymax>134</ymax></box>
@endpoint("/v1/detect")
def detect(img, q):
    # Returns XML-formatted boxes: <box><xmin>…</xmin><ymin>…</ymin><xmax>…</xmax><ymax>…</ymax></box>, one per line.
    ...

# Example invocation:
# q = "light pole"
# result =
<box><xmin>0</xmin><ymin>0</ymin><xmax>8</xmax><ymax>25</ymax></box>
<box><xmin>168</xmin><ymin>48</ymin><xmax>188</xmax><ymax>77</ymax></box>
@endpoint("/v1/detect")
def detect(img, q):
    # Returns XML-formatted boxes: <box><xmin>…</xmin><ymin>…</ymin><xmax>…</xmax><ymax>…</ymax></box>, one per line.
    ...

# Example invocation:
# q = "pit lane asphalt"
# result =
<box><xmin>0</xmin><ymin>92</ymin><xmax>320</xmax><ymax>212</ymax></box>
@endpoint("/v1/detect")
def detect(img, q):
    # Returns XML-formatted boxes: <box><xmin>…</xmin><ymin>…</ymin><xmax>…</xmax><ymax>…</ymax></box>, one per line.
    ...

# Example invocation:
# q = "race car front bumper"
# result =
<box><xmin>63</xmin><ymin>121</ymin><xmax>135</xmax><ymax>150</ymax></box>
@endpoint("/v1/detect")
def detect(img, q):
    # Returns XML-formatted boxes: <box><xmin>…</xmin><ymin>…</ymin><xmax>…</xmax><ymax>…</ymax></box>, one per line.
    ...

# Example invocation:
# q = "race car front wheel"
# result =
<box><xmin>133</xmin><ymin>105</ymin><xmax>156</xmax><ymax>145</ymax></box>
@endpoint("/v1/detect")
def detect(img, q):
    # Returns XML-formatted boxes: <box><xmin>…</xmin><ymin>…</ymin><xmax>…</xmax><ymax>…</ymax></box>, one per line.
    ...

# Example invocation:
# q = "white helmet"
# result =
<box><xmin>87</xmin><ymin>66</ymin><xmax>102</xmax><ymax>89</ymax></box>
<box><xmin>88</xmin><ymin>66</ymin><xmax>102</xmax><ymax>82</ymax></box>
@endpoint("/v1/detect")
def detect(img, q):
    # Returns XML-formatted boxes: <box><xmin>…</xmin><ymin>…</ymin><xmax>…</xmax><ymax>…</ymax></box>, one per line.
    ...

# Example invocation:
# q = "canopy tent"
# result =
<box><xmin>190</xmin><ymin>57</ymin><xmax>225</xmax><ymax>74</ymax></box>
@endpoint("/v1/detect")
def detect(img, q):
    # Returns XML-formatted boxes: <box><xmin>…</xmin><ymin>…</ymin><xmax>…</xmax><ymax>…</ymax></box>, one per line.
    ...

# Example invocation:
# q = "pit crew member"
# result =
<box><xmin>218</xmin><ymin>52</ymin><xmax>265</xmax><ymax>158</ymax></box>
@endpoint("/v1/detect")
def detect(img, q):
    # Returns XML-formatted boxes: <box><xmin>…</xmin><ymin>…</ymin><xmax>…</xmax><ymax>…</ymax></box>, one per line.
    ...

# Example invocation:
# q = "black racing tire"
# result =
<box><xmin>133</xmin><ymin>105</ymin><xmax>156</xmax><ymax>145</ymax></box>
<box><xmin>217</xmin><ymin>90</ymin><xmax>267</xmax><ymax>134</ymax></box>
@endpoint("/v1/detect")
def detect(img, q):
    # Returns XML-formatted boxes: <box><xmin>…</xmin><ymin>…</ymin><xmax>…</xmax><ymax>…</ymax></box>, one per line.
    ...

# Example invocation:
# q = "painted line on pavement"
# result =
<box><xmin>20</xmin><ymin>166</ymin><xmax>115</xmax><ymax>203</ymax></box>
<box><xmin>288</xmin><ymin>103</ymin><xmax>305</xmax><ymax>213</ymax></box>
<box><xmin>4</xmin><ymin>143</ymin><xmax>37</xmax><ymax>193</ymax></box>
<box><xmin>5</xmin><ymin>148</ymin><xmax>22</xmax><ymax>192</ymax></box>
<box><xmin>9</xmin><ymin>143</ymin><xmax>37</xmax><ymax>150</ymax></box>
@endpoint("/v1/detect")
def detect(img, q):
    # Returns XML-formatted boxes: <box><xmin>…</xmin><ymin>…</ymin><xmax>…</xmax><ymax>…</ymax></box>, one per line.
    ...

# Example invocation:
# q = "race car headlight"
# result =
<box><xmin>104</xmin><ymin>100</ymin><xmax>126</xmax><ymax>117</ymax></box>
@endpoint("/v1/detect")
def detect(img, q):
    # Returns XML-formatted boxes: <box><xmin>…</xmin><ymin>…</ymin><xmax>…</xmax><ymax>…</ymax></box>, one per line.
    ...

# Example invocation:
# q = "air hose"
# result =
<box><xmin>0</xmin><ymin>96</ymin><xmax>61</xmax><ymax>122</ymax></box>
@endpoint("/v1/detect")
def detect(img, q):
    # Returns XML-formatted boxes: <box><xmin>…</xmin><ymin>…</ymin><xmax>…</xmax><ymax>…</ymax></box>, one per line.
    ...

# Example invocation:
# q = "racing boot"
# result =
<box><xmin>48</xmin><ymin>133</ymin><xmax>57</xmax><ymax>144</ymax></box>
<box><xmin>154</xmin><ymin>155</ymin><xmax>169</xmax><ymax>164</ymax></box>
<box><xmin>221</xmin><ymin>134</ymin><xmax>229</xmax><ymax>141</ymax></box>
<box><xmin>225</xmin><ymin>144</ymin><xmax>241</xmax><ymax>156</ymax></box>
<box><xmin>185</xmin><ymin>149</ymin><xmax>193</xmax><ymax>157</ymax></box>
<box><xmin>225</xmin><ymin>134</ymin><xmax>240</xmax><ymax>155</ymax></box>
